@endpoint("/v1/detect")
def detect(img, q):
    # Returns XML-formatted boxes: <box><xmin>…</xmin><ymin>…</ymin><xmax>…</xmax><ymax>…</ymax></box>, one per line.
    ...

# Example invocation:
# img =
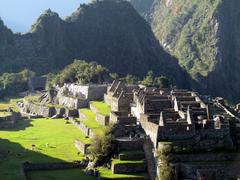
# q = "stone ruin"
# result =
<box><xmin>56</xmin><ymin>84</ymin><xmax>108</xmax><ymax>109</ymax></box>
<box><xmin>131</xmin><ymin>88</ymin><xmax>233</xmax><ymax>150</ymax></box>
<box><xmin>103</xmin><ymin>80</ymin><xmax>240</xmax><ymax>180</ymax></box>
<box><xmin>19</xmin><ymin>84</ymin><xmax>108</xmax><ymax>119</ymax></box>
<box><xmin>0</xmin><ymin>109</ymin><xmax>21</xmax><ymax>129</ymax></box>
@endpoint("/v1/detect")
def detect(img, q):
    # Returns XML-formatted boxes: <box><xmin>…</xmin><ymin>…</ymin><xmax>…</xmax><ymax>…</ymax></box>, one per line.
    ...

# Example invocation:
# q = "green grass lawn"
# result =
<box><xmin>0</xmin><ymin>118</ymin><xmax>91</xmax><ymax>180</ymax></box>
<box><xmin>77</xmin><ymin>108</ymin><xmax>106</xmax><ymax>136</ymax></box>
<box><xmin>27</xmin><ymin>169</ymin><xmax>97</xmax><ymax>180</ymax></box>
<box><xmin>90</xmin><ymin>101</ymin><xmax>111</xmax><ymax>116</ymax></box>
<box><xmin>98</xmin><ymin>167</ymin><xmax>147</xmax><ymax>179</ymax></box>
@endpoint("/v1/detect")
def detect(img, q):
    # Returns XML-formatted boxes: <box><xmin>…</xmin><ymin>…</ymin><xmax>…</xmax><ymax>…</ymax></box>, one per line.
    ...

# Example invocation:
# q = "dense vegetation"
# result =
<box><xmin>0</xmin><ymin>69</ymin><xmax>35</xmax><ymax>97</ymax></box>
<box><xmin>89</xmin><ymin>125</ymin><xmax>116</xmax><ymax>167</ymax></box>
<box><xmin>141</xmin><ymin>71</ymin><xmax>169</xmax><ymax>88</ymax></box>
<box><xmin>130</xmin><ymin>0</ymin><xmax>240</xmax><ymax>102</ymax></box>
<box><xmin>46</xmin><ymin>60</ymin><xmax>112</xmax><ymax>88</ymax></box>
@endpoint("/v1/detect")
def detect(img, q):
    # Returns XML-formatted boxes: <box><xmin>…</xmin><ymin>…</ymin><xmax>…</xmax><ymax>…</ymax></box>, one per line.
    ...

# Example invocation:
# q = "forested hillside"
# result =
<box><xmin>130</xmin><ymin>0</ymin><xmax>240</xmax><ymax>102</ymax></box>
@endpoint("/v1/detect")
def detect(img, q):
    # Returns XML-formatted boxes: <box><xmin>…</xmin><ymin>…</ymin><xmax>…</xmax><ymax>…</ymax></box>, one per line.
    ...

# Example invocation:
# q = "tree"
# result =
<box><xmin>0</xmin><ymin>69</ymin><xmax>35</xmax><ymax>97</ymax></box>
<box><xmin>121</xmin><ymin>74</ymin><xmax>139</xmax><ymax>84</ymax></box>
<box><xmin>88</xmin><ymin>125</ymin><xmax>116</xmax><ymax>167</ymax></box>
<box><xmin>154</xmin><ymin>75</ymin><xmax>169</xmax><ymax>88</ymax></box>
<box><xmin>141</xmin><ymin>71</ymin><xmax>154</xmax><ymax>87</ymax></box>
<box><xmin>46</xmin><ymin>60</ymin><xmax>112</xmax><ymax>88</ymax></box>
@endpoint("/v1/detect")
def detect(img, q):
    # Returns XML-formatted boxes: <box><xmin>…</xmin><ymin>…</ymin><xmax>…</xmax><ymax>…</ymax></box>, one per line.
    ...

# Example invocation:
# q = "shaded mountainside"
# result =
<box><xmin>130</xmin><ymin>0</ymin><xmax>240</xmax><ymax>102</ymax></box>
<box><xmin>0</xmin><ymin>0</ymin><xmax>191</xmax><ymax>88</ymax></box>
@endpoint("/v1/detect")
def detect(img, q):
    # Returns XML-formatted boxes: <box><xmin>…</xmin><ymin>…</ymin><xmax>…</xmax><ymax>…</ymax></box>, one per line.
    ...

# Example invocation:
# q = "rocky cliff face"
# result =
<box><xmin>130</xmin><ymin>0</ymin><xmax>240</xmax><ymax>102</ymax></box>
<box><xmin>0</xmin><ymin>0</ymin><xmax>190</xmax><ymax>88</ymax></box>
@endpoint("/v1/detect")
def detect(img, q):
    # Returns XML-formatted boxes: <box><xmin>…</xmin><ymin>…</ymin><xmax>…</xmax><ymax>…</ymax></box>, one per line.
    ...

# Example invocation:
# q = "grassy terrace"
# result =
<box><xmin>77</xmin><ymin>108</ymin><xmax>106</xmax><ymax>136</ymax></box>
<box><xmin>0</xmin><ymin>118</ymin><xmax>91</xmax><ymax>180</ymax></box>
<box><xmin>98</xmin><ymin>167</ymin><xmax>147</xmax><ymax>179</ymax></box>
<box><xmin>90</xmin><ymin>101</ymin><xmax>111</xmax><ymax>116</ymax></box>
<box><xmin>112</xmin><ymin>159</ymin><xmax>145</xmax><ymax>165</ymax></box>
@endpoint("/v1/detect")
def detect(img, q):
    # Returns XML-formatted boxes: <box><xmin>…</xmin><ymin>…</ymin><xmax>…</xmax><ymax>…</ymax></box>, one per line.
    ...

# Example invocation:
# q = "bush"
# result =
<box><xmin>46</xmin><ymin>60</ymin><xmax>112</xmax><ymax>88</ymax></box>
<box><xmin>157</xmin><ymin>144</ymin><xmax>175</xmax><ymax>180</ymax></box>
<box><xmin>0</xmin><ymin>69</ymin><xmax>35</xmax><ymax>97</ymax></box>
<box><xmin>88</xmin><ymin>125</ymin><xmax>116</xmax><ymax>167</ymax></box>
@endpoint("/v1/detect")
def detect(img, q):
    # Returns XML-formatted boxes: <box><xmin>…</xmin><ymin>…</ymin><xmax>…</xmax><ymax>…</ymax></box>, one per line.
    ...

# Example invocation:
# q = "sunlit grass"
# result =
<box><xmin>90</xmin><ymin>101</ymin><xmax>111</xmax><ymax>116</ymax></box>
<box><xmin>0</xmin><ymin>118</ymin><xmax>91</xmax><ymax>180</ymax></box>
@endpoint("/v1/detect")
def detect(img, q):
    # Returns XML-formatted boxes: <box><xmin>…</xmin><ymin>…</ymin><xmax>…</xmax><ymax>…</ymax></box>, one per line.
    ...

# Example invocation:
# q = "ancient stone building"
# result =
<box><xmin>132</xmin><ymin>88</ymin><xmax>232</xmax><ymax>149</ymax></box>
<box><xmin>105</xmin><ymin>80</ymin><xmax>139</xmax><ymax>124</ymax></box>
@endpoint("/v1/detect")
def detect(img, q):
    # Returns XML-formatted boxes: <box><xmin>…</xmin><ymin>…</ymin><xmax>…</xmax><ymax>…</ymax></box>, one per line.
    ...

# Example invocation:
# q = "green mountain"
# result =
<box><xmin>130</xmin><ymin>0</ymin><xmax>240</xmax><ymax>102</ymax></box>
<box><xmin>0</xmin><ymin>0</ymin><xmax>190</xmax><ymax>88</ymax></box>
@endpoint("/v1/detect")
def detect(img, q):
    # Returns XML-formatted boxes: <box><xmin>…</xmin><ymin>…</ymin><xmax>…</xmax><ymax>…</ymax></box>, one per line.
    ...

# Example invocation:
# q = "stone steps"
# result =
<box><xmin>98</xmin><ymin>167</ymin><xmax>149</xmax><ymax>180</ymax></box>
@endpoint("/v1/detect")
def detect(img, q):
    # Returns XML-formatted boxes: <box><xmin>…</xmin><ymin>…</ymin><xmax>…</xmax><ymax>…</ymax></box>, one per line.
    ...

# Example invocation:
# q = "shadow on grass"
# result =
<box><xmin>0</xmin><ymin>139</ymin><xmax>96</xmax><ymax>180</ymax></box>
<box><xmin>1</xmin><ymin>119</ymin><xmax>33</xmax><ymax>131</ymax></box>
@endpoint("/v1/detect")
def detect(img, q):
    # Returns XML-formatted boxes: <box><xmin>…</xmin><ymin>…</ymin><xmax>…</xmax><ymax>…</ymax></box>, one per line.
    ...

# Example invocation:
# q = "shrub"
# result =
<box><xmin>88</xmin><ymin>125</ymin><xmax>116</xmax><ymax>167</ymax></box>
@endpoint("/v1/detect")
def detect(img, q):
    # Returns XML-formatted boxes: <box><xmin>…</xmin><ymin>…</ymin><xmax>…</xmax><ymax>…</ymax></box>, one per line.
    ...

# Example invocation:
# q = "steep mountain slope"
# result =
<box><xmin>0</xmin><ymin>0</ymin><xmax>191</xmax><ymax>88</ymax></box>
<box><xmin>130</xmin><ymin>0</ymin><xmax>240</xmax><ymax>102</ymax></box>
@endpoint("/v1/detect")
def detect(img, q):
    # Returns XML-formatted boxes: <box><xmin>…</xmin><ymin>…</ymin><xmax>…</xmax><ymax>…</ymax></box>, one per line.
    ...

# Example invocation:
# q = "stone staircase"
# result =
<box><xmin>99</xmin><ymin>150</ymin><xmax>149</xmax><ymax>180</ymax></box>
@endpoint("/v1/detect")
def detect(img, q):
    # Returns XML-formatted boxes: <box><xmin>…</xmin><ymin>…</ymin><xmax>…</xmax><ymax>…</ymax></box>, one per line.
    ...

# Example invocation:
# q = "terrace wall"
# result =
<box><xmin>70</xmin><ymin>119</ymin><xmax>90</xmax><ymax>137</ymax></box>
<box><xmin>111</xmin><ymin>163</ymin><xmax>146</xmax><ymax>174</ymax></box>
<box><xmin>96</xmin><ymin>113</ymin><xmax>109</xmax><ymax>126</ymax></box>
<box><xmin>75</xmin><ymin>140</ymin><xmax>90</xmax><ymax>155</ymax></box>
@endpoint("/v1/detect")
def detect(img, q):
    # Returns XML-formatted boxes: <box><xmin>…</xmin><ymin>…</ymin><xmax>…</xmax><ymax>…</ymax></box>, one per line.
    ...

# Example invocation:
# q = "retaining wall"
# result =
<box><xmin>111</xmin><ymin>162</ymin><xmax>146</xmax><ymax>174</ymax></box>
<box><xmin>96</xmin><ymin>113</ymin><xmax>109</xmax><ymax>126</ymax></box>
<box><xmin>75</xmin><ymin>140</ymin><xmax>90</xmax><ymax>155</ymax></box>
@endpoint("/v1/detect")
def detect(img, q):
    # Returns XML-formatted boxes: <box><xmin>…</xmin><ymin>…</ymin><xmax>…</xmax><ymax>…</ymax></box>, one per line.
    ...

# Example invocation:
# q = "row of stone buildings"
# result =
<box><xmin>104</xmin><ymin>80</ymin><xmax>240</xmax><ymax>180</ymax></box>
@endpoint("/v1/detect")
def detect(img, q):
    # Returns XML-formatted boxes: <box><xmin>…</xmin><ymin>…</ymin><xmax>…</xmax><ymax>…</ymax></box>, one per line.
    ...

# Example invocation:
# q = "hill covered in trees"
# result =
<box><xmin>130</xmin><ymin>0</ymin><xmax>240</xmax><ymax>102</ymax></box>
<box><xmin>0</xmin><ymin>0</ymin><xmax>191</xmax><ymax>89</ymax></box>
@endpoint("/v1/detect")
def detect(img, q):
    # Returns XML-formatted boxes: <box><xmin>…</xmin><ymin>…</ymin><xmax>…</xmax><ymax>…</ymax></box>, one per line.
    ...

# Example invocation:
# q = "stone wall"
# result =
<box><xmin>70</xmin><ymin>119</ymin><xmax>90</xmax><ymax>137</ymax></box>
<box><xmin>0</xmin><ymin>113</ymin><xmax>19</xmax><ymax>129</ymax></box>
<box><xmin>158</xmin><ymin>124</ymin><xmax>195</xmax><ymax>141</ymax></box>
<box><xmin>140</xmin><ymin>114</ymin><xmax>159</xmax><ymax>148</ymax></box>
<box><xmin>110</xmin><ymin>112</ymin><xmax>136</xmax><ymax>125</ymax></box>
<box><xmin>116</xmin><ymin>138</ymin><xmax>144</xmax><ymax>151</ymax></box>
<box><xmin>179</xmin><ymin>162</ymin><xmax>240</xmax><ymax>180</ymax></box>
<box><xmin>58</xmin><ymin>84</ymin><xmax>107</xmax><ymax>108</ymax></box>
<box><xmin>75</xmin><ymin>140</ymin><xmax>90</xmax><ymax>155</ymax></box>
<box><xmin>87</xmin><ymin>85</ymin><xmax>108</xmax><ymax>101</ymax></box>
<box><xmin>58</xmin><ymin>96</ymin><xmax>88</xmax><ymax>109</ymax></box>
<box><xmin>65</xmin><ymin>109</ymin><xmax>78</xmax><ymax>117</ymax></box>
<box><xmin>111</xmin><ymin>162</ymin><xmax>146</xmax><ymax>174</ymax></box>
<box><xmin>78</xmin><ymin>109</ymin><xmax>88</xmax><ymax>120</ymax></box>
<box><xmin>104</xmin><ymin>94</ymin><xmax>112</xmax><ymax>105</ymax></box>
<box><xmin>143</xmin><ymin>139</ymin><xmax>157</xmax><ymax>180</ymax></box>
<box><xmin>96</xmin><ymin>113</ymin><xmax>109</xmax><ymax>126</ymax></box>
<box><xmin>23</xmin><ymin>101</ymin><xmax>78</xmax><ymax>118</ymax></box>
<box><xmin>24</xmin><ymin>101</ymin><xmax>56</xmax><ymax>117</ymax></box>
<box><xmin>171</xmin><ymin>153</ymin><xmax>240</xmax><ymax>162</ymax></box>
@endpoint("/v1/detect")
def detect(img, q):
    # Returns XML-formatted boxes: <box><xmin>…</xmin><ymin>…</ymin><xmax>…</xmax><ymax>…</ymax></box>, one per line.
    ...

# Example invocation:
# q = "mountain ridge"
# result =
<box><xmin>0</xmin><ymin>0</ymin><xmax>191</xmax><ymax>89</ymax></box>
<box><xmin>130</xmin><ymin>0</ymin><xmax>240</xmax><ymax>102</ymax></box>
